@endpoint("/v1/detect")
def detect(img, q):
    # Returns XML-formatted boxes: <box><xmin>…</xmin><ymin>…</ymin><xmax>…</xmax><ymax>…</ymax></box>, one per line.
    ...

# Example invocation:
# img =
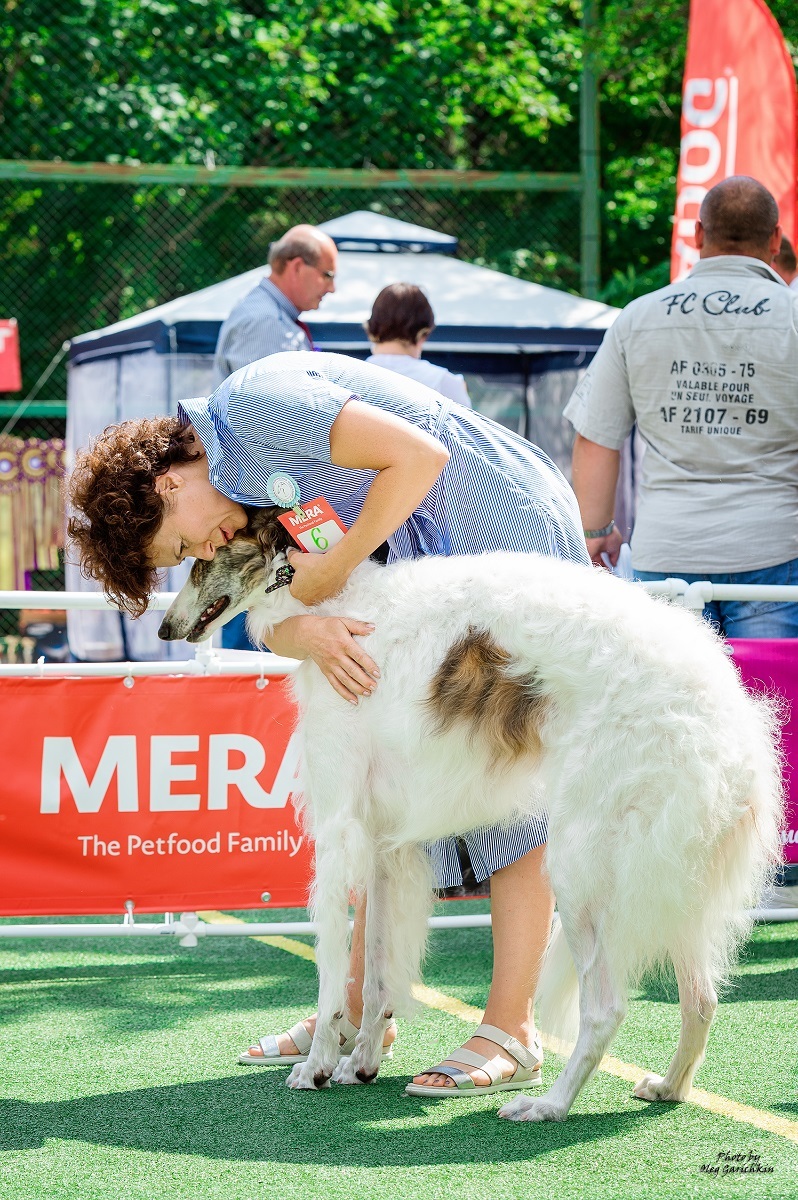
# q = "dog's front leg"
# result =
<box><xmin>333</xmin><ymin>864</ymin><xmax>392</xmax><ymax>1086</ymax></box>
<box><xmin>287</xmin><ymin>834</ymin><xmax>350</xmax><ymax>1090</ymax></box>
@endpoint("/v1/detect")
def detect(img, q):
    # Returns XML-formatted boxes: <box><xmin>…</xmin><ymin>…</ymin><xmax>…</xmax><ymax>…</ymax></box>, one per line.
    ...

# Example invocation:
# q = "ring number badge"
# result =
<box><xmin>277</xmin><ymin>497</ymin><xmax>348</xmax><ymax>554</ymax></box>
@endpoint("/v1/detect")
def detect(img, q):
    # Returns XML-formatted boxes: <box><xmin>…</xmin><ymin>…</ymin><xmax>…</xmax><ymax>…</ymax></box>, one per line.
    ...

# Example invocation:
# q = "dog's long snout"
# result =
<box><xmin>158</xmin><ymin>616</ymin><xmax>174</xmax><ymax>641</ymax></box>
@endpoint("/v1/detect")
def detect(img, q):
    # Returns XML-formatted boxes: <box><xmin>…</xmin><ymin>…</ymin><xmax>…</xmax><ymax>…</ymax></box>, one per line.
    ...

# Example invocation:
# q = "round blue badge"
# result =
<box><xmin>265</xmin><ymin>472</ymin><xmax>301</xmax><ymax>509</ymax></box>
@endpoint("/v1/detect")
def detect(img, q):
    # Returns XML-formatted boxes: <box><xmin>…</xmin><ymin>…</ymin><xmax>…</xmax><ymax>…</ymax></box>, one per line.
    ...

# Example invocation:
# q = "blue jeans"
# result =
<box><xmin>635</xmin><ymin>557</ymin><xmax>798</xmax><ymax>638</ymax></box>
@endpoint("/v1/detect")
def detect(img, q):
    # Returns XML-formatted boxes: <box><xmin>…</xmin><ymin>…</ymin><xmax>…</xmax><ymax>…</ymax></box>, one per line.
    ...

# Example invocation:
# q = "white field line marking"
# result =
<box><xmin>199</xmin><ymin>912</ymin><xmax>798</xmax><ymax>1145</ymax></box>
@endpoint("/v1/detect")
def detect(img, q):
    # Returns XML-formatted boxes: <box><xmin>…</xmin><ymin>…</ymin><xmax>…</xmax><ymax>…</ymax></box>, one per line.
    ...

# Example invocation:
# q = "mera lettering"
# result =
<box><xmin>40</xmin><ymin>731</ymin><xmax>301</xmax><ymax>813</ymax></box>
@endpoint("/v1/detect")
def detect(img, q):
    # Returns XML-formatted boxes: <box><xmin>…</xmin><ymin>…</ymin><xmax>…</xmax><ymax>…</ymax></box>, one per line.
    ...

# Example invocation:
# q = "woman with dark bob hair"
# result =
<box><xmin>68</xmin><ymin>349</ymin><xmax>588</xmax><ymax>1098</ymax></box>
<box><xmin>365</xmin><ymin>282</ymin><xmax>470</xmax><ymax>406</ymax></box>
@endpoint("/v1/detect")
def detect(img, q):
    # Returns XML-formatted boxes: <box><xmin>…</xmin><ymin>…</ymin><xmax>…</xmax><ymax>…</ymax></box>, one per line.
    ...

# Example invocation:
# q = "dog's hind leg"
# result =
<box><xmin>500</xmin><ymin>913</ymin><xmax>627</xmax><ymax>1122</ymax></box>
<box><xmin>334</xmin><ymin>843</ymin><xmax>433</xmax><ymax>1086</ymax></box>
<box><xmin>634</xmin><ymin>966</ymin><xmax>717</xmax><ymax>1103</ymax></box>
<box><xmin>287</xmin><ymin>828</ymin><xmax>351</xmax><ymax>1091</ymax></box>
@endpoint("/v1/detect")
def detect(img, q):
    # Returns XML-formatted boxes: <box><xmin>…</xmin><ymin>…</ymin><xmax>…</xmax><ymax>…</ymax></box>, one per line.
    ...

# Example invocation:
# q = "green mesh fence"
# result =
<box><xmin>0</xmin><ymin>180</ymin><xmax>582</xmax><ymax>408</ymax></box>
<box><xmin>1</xmin><ymin>0</ymin><xmax>580</xmax><ymax>171</ymax></box>
<box><xmin>0</xmin><ymin>0</ymin><xmax>586</xmax><ymax>403</ymax></box>
<box><xmin>0</xmin><ymin>0</ymin><xmax>587</xmax><ymax>635</ymax></box>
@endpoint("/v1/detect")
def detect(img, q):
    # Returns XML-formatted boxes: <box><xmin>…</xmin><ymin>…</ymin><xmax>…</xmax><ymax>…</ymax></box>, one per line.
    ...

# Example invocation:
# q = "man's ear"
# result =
<box><xmin>694</xmin><ymin>220</ymin><xmax>705</xmax><ymax>250</ymax></box>
<box><xmin>769</xmin><ymin>223</ymin><xmax>783</xmax><ymax>260</ymax></box>
<box><xmin>154</xmin><ymin>468</ymin><xmax>185</xmax><ymax>496</ymax></box>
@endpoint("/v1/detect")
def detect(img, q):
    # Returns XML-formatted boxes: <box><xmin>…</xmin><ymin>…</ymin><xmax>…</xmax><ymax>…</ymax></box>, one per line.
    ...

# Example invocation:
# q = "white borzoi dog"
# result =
<box><xmin>159</xmin><ymin>509</ymin><xmax>783</xmax><ymax>1123</ymax></box>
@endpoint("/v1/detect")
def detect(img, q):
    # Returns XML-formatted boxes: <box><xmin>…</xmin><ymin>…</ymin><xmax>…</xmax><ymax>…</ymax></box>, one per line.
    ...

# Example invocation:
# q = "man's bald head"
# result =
<box><xmin>696</xmin><ymin>177</ymin><xmax>780</xmax><ymax>262</ymax></box>
<box><xmin>268</xmin><ymin>224</ymin><xmax>337</xmax><ymax>273</ymax></box>
<box><xmin>266</xmin><ymin>223</ymin><xmax>338</xmax><ymax>312</ymax></box>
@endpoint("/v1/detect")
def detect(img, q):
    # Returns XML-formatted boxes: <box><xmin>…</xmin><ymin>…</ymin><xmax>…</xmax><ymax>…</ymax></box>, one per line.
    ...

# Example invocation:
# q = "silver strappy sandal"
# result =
<box><xmin>404</xmin><ymin>1023</ymin><xmax>543</xmax><ymax>1097</ymax></box>
<box><xmin>238</xmin><ymin>1014</ymin><xmax>396</xmax><ymax>1065</ymax></box>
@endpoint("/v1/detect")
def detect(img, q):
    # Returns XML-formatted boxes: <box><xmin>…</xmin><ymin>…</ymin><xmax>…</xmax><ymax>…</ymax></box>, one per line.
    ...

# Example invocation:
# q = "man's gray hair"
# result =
<box><xmin>699</xmin><ymin>176</ymin><xmax>779</xmax><ymax>249</ymax></box>
<box><xmin>268</xmin><ymin>226</ymin><xmax>327</xmax><ymax>272</ymax></box>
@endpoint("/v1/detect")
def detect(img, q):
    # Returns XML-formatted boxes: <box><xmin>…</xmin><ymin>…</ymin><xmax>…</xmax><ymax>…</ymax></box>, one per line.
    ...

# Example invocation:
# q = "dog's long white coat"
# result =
<box><xmin>165</xmin><ymin>548</ymin><xmax>784</xmax><ymax>1120</ymax></box>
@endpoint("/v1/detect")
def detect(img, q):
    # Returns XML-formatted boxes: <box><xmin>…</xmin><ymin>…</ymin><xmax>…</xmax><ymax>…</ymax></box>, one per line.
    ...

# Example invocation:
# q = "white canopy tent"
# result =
<box><xmin>66</xmin><ymin>211</ymin><xmax>618</xmax><ymax>660</ymax></box>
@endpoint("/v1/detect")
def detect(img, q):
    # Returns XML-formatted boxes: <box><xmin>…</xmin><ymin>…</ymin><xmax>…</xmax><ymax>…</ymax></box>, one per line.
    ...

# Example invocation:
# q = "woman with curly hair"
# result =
<box><xmin>69</xmin><ymin>349</ymin><xmax>588</xmax><ymax>1098</ymax></box>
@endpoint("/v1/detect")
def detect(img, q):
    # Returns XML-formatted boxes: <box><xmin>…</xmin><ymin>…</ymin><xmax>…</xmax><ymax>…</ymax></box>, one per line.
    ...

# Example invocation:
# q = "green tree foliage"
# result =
<box><xmin>1</xmin><ymin>0</ymin><xmax>581</xmax><ymax>169</ymax></box>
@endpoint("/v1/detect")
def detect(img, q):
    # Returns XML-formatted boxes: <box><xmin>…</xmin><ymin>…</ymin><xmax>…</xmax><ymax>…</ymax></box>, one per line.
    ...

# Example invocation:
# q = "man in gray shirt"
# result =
<box><xmin>565</xmin><ymin>176</ymin><xmax>798</xmax><ymax>637</ymax></box>
<box><xmin>213</xmin><ymin>223</ymin><xmax>338</xmax><ymax>384</ymax></box>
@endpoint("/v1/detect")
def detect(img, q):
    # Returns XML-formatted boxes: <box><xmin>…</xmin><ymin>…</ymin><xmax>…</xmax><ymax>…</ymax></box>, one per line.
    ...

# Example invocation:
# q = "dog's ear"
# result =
<box><xmin>247</xmin><ymin>506</ymin><xmax>294</xmax><ymax>558</ymax></box>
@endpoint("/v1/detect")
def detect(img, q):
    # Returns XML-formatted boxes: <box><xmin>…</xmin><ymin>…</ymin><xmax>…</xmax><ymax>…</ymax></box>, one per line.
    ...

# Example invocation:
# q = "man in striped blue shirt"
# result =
<box><xmin>213</xmin><ymin>224</ymin><xmax>338</xmax><ymax>385</ymax></box>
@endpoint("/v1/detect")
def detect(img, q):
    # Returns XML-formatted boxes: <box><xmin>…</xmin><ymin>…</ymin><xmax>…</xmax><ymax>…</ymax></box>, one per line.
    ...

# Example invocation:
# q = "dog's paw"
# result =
<box><xmin>331</xmin><ymin>1054</ymin><xmax>380</xmax><ymax>1085</ymax></box>
<box><xmin>498</xmin><ymin>1093</ymin><xmax>567</xmax><ymax>1123</ymax></box>
<box><xmin>633</xmin><ymin>1073</ymin><xmax>685</xmax><ymax>1103</ymax></box>
<box><xmin>286</xmin><ymin>1061</ymin><xmax>333</xmax><ymax>1090</ymax></box>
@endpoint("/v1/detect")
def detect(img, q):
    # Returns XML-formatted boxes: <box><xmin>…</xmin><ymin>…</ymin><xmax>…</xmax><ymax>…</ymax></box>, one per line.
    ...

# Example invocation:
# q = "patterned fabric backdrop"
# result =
<box><xmin>0</xmin><ymin>436</ymin><xmax>66</xmax><ymax>591</ymax></box>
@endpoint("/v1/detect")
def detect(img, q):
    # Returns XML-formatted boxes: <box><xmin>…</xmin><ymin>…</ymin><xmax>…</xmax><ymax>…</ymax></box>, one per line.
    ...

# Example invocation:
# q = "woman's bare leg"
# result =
<box><xmin>411</xmin><ymin>844</ymin><xmax>554</xmax><ymax>1087</ymax></box>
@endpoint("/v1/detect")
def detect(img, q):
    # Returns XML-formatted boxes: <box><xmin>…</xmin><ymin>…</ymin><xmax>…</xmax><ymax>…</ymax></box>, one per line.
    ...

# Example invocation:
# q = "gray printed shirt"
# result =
<box><xmin>564</xmin><ymin>256</ymin><xmax>798</xmax><ymax>573</ymax></box>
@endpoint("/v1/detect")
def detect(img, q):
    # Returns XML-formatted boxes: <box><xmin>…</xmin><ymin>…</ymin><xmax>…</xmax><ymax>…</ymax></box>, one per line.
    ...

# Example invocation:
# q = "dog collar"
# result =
<box><xmin>263</xmin><ymin>564</ymin><xmax>295</xmax><ymax>595</ymax></box>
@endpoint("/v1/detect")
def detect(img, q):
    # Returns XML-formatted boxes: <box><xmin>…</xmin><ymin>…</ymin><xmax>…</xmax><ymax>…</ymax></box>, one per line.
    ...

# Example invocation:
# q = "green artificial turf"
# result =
<box><xmin>0</xmin><ymin>904</ymin><xmax>795</xmax><ymax>1200</ymax></box>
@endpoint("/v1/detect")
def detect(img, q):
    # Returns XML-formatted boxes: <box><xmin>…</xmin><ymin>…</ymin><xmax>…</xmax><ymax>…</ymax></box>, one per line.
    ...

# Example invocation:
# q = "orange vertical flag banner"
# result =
<box><xmin>671</xmin><ymin>0</ymin><xmax>798</xmax><ymax>280</ymax></box>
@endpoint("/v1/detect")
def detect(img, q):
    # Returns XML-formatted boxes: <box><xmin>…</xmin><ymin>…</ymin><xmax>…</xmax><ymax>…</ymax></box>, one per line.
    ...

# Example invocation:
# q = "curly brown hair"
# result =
<box><xmin>67</xmin><ymin>416</ymin><xmax>201</xmax><ymax>617</ymax></box>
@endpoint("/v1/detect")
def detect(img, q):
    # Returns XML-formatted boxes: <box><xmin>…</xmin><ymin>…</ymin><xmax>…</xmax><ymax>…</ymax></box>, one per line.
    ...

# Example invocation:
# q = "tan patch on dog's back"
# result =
<box><xmin>428</xmin><ymin>627</ymin><xmax>546</xmax><ymax>764</ymax></box>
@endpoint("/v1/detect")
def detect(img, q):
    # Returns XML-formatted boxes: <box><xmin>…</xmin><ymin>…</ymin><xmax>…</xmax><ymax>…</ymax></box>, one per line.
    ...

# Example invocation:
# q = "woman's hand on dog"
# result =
<box><xmin>287</xmin><ymin>548</ymin><xmax>350</xmax><ymax>605</ymax></box>
<box><xmin>267</xmin><ymin>613</ymin><xmax>380</xmax><ymax>704</ymax></box>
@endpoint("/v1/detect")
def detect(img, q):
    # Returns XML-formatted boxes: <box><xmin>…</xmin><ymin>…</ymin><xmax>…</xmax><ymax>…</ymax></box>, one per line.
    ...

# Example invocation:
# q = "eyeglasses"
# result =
<box><xmin>295</xmin><ymin>256</ymin><xmax>335</xmax><ymax>281</ymax></box>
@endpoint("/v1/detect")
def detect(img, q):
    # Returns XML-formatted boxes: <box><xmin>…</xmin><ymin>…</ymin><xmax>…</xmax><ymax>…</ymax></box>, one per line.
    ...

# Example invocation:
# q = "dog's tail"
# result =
<box><xmin>534</xmin><ymin>915</ymin><xmax>580</xmax><ymax>1048</ymax></box>
<box><xmin>668</xmin><ymin>687</ymin><xmax>785</xmax><ymax>996</ymax></box>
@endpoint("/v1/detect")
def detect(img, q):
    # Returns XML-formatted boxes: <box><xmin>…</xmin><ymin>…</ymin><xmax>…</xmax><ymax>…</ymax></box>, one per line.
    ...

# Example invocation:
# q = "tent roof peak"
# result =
<box><xmin>318</xmin><ymin>210</ymin><xmax>458</xmax><ymax>254</ymax></box>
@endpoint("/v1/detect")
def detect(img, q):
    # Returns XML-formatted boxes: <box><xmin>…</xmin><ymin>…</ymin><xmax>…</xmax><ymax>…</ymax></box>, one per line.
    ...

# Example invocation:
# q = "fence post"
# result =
<box><xmin>580</xmin><ymin>0</ymin><xmax>601</xmax><ymax>299</ymax></box>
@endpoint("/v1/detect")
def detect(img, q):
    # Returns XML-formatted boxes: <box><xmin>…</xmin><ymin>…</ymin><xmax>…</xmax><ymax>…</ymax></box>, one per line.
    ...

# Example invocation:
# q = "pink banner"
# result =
<box><xmin>730</xmin><ymin>639</ymin><xmax>798</xmax><ymax>864</ymax></box>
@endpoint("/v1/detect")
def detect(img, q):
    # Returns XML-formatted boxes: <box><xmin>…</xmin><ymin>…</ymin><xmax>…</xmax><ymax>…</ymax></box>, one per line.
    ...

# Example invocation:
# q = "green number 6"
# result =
<box><xmin>311</xmin><ymin>526</ymin><xmax>329</xmax><ymax>550</ymax></box>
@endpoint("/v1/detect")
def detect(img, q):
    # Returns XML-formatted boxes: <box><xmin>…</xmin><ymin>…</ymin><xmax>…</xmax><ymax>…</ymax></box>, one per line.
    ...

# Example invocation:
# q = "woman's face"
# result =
<box><xmin>148</xmin><ymin>456</ymin><xmax>248</xmax><ymax>568</ymax></box>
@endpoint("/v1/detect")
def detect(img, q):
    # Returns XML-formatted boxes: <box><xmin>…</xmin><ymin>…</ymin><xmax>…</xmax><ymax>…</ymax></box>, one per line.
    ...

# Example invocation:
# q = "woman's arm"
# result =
<box><xmin>263</xmin><ymin>613</ymin><xmax>380</xmax><ymax>705</ymax></box>
<box><xmin>287</xmin><ymin>399</ymin><xmax>449</xmax><ymax>604</ymax></box>
<box><xmin>268</xmin><ymin>399</ymin><xmax>448</xmax><ymax>701</ymax></box>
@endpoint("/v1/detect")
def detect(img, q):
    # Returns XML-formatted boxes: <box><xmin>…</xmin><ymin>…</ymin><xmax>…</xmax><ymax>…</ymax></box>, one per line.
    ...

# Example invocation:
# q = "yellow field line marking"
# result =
<box><xmin>198</xmin><ymin>912</ymin><xmax>317</xmax><ymax>962</ymax></box>
<box><xmin>198</xmin><ymin>911</ymin><xmax>798</xmax><ymax>1145</ymax></box>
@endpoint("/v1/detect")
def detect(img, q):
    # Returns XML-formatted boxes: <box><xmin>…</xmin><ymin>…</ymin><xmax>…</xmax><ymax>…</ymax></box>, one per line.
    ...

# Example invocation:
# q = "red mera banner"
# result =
<box><xmin>671</xmin><ymin>0</ymin><xmax>798</xmax><ymax>280</ymax></box>
<box><xmin>0</xmin><ymin>676</ymin><xmax>312</xmax><ymax>915</ymax></box>
<box><xmin>0</xmin><ymin>319</ymin><xmax>22</xmax><ymax>392</ymax></box>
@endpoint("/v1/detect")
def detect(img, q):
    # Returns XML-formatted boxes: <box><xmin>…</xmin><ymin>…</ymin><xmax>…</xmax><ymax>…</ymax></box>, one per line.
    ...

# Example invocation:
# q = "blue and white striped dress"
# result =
<box><xmin>180</xmin><ymin>351</ymin><xmax>589</xmax><ymax>885</ymax></box>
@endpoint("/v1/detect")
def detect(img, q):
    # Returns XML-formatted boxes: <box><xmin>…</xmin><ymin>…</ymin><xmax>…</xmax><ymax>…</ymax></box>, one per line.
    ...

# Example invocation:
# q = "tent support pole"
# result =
<box><xmin>580</xmin><ymin>0</ymin><xmax>601</xmax><ymax>299</ymax></box>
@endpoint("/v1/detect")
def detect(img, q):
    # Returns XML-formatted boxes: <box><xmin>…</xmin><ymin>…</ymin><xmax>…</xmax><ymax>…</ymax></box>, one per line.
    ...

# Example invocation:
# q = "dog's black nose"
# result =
<box><xmin>158</xmin><ymin>619</ymin><xmax>172</xmax><ymax>641</ymax></box>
